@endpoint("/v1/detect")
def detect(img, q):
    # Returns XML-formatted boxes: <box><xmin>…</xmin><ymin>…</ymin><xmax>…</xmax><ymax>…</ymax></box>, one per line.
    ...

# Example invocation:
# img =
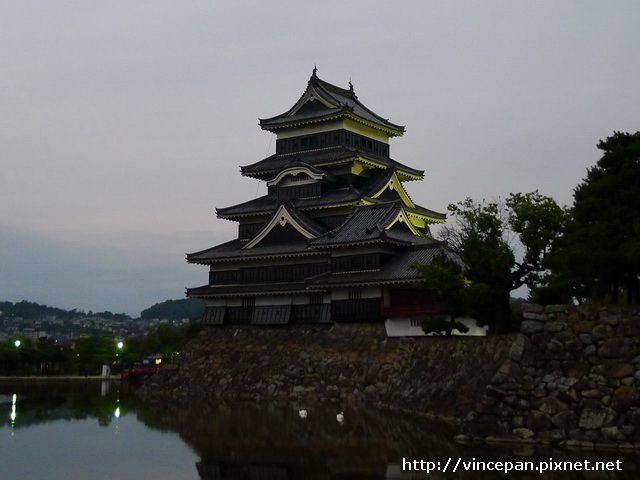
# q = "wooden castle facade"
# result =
<box><xmin>187</xmin><ymin>70</ymin><xmax>453</xmax><ymax>328</ymax></box>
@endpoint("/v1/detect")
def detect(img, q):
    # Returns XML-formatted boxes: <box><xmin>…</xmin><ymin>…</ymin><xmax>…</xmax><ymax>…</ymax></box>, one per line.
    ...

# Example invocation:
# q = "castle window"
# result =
<box><xmin>310</xmin><ymin>293</ymin><xmax>324</xmax><ymax>305</ymax></box>
<box><xmin>348</xmin><ymin>289</ymin><xmax>362</xmax><ymax>300</ymax></box>
<box><xmin>242</xmin><ymin>297</ymin><xmax>256</xmax><ymax>307</ymax></box>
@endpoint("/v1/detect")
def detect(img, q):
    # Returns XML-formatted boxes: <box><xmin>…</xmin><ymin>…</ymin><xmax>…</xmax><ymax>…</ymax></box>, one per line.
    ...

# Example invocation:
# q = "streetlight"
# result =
<box><xmin>14</xmin><ymin>340</ymin><xmax>21</xmax><ymax>348</ymax></box>
<box><xmin>115</xmin><ymin>341</ymin><xmax>124</xmax><ymax>358</ymax></box>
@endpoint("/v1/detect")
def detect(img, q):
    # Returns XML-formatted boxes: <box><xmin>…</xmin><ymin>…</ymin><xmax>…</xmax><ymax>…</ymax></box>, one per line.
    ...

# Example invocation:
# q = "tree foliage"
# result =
<box><xmin>441</xmin><ymin>191</ymin><xmax>566</xmax><ymax>333</ymax></box>
<box><xmin>410</xmin><ymin>254</ymin><xmax>469</xmax><ymax>336</ymax></box>
<box><xmin>0</xmin><ymin>300</ymin><xmax>76</xmax><ymax>320</ymax></box>
<box><xmin>139</xmin><ymin>298</ymin><xmax>207</xmax><ymax>321</ymax></box>
<box><xmin>543</xmin><ymin>131</ymin><xmax>640</xmax><ymax>304</ymax></box>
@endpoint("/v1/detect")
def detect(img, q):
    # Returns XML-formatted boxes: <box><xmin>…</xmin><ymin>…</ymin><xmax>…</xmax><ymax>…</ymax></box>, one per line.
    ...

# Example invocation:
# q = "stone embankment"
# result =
<box><xmin>138</xmin><ymin>305</ymin><xmax>640</xmax><ymax>449</ymax></box>
<box><xmin>462</xmin><ymin>305</ymin><xmax>640</xmax><ymax>449</ymax></box>
<box><xmin>138</xmin><ymin>323</ymin><xmax>512</xmax><ymax>419</ymax></box>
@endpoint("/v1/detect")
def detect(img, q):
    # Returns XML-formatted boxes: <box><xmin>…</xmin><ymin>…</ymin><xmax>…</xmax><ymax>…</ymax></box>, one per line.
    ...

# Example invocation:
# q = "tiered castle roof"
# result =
<box><xmin>187</xmin><ymin>69</ymin><xmax>448</xmax><ymax>303</ymax></box>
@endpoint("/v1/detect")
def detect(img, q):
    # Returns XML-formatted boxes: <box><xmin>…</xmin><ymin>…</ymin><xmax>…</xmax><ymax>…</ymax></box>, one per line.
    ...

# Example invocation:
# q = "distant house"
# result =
<box><xmin>142</xmin><ymin>355</ymin><xmax>163</xmax><ymax>366</ymax></box>
<box><xmin>187</xmin><ymin>69</ymin><xmax>456</xmax><ymax>330</ymax></box>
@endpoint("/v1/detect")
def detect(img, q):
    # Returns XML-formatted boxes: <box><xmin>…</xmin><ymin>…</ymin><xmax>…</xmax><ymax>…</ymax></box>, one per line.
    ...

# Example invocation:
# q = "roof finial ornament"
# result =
<box><xmin>312</xmin><ymin>65</ymin><xmax>318</xmax><ymax>77</ymax></box>
<box><xmin>349</xmin><ymin>78</ymin><xmax>354</xmax><ymax>92</ymax></box>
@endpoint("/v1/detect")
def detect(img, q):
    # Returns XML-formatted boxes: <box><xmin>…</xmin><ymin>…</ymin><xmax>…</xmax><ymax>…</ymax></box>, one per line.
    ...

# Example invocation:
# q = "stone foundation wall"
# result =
<box><xmin>138</xmin><ymin>305</ymin><xmax>640</xmax><ymax>447</ymax></box>
<box><xmin>463</xmin><ymin>305</ymin><xmax>640</xmax><ymax>447</ymax></box>
<box><xmin>138</xmin><ymin>323</ymin><xmax>513</xmax><ymax>419</ymax></box>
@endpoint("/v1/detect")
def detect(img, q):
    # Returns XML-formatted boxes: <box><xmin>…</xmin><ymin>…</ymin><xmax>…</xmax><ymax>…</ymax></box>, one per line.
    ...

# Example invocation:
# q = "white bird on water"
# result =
<box><xmin>336</xmin><ymin>412</ymin><xmax>344</xmax><ymax>424</ymax></box>
<box><xmin>299</xmin><ymin>409</ymin><xmax>307</xmax><ymax>419</ymax></box>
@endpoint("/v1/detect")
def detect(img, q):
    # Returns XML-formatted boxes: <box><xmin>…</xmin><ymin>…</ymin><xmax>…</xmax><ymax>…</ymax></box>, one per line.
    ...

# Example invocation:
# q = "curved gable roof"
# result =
<box><xmin>259</xmin><ymin>70</ymin><xmax>405</xmax><ymax>136</ymax></box>
<box><xmin>244</xmin><ymin>202</ymin><xmax>326</xmax><ymax>249</ymax></box>
<box><xmin>308</xmin><ymin>201</ymin><xmax>428</xmax><ymax>248</ymax></box>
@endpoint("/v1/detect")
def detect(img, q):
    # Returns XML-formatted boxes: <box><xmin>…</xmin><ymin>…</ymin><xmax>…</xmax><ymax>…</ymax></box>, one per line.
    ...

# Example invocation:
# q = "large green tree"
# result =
<box><xmin>410</xmin><ymin>254</ymin><xmax>470</xmax><ymax>336</ymax></box>
<box><xmin>545</xmin><ymin>132</ymin><xmax>640</xmax><ymax>304</ymax></box>
<box><xmin>441</xmin><ymin>191</ymin><xmax>566</xmax><ymax>333</ymax></box>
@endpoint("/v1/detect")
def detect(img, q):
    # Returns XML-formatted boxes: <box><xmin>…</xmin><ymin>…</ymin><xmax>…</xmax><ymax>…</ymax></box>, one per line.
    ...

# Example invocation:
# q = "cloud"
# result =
<box><xmin>1</xmin><ymin>1</ymin><xmax>639</xmax><ymax>313</ymax></box>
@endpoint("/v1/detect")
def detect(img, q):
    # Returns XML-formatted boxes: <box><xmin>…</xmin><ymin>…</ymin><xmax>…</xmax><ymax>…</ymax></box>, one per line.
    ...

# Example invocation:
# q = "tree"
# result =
<box><xmin>410</xmin><ymin>254</ymin><xmax>470</xmax><ymax>336</ymax></box>
<box><xmin>441</xmin><ymin>191</ymin><xmax>566</xmax><ymax>334</ymax></box>
<box><xmin>140</xmin><ymin>321</ymin><xmax>202</xmax><ymax>359</ymax></box>
<box><xmin>139</xmin><ymin>298</ymin><xmax>207</xmax><ymax>321</ymax></box>
<box><xmin>545</xmin><ymin>132</ymin><xmax>640</xmax><ymax>304</ymax></box>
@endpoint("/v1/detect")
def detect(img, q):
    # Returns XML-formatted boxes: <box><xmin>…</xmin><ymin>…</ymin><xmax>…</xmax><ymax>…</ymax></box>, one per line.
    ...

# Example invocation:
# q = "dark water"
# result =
<box><xmin>1</xmin><ymin>381</ymin><xmax>638</xmax><ymax>479</ymax></box>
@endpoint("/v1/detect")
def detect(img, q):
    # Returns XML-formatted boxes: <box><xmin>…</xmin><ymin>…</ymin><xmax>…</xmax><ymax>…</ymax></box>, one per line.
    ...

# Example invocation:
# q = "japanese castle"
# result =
<box><xmin>187</xmin><ymin>69</ymin><xmax>451</xmax><ymax>330</ymax></box>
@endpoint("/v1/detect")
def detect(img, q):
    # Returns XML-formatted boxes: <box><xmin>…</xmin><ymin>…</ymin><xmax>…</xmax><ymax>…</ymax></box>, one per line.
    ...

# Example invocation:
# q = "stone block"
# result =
<box><xmin>629</xmin><ymin>409</ymin><xmax>640</xmax><ymax>426</ymax></box>
<box><xmin>611</xmin><ymin>385</ymin><xmax>640</xmax><ymax>412</ymax></box>
<box><xmin>592</xmin><ymin>324</ymin><xmax>614</xmax><ymax>340</ymax></box>
<box><xmin>526</xmin><ymin>410</ymin><xmax>551</xmax><ymax>431</ymax></box>
<box><xmin>498</xmin><ymin>360</ymin><xmax>525</xmax><ymax>380</ymax></box>
<box><xmin>578</xmin><ymin>408</ymin><xmax>616</xmax><ymax>430</ymax></box>
<box><xmin>521</xmin><ymin>320</ymin><xmax>545</xmax><ymax>334</ymax></box>
<box><xmin>562</xmin><ymin>360</ymin><xmax>590</xmax><ymax>379</ymax></box>
<box><xmin>545</xmin><ymin>321</ymin><xmax>568</xmax><ymax>333</ymax></box>
<box><xmin>582</xmin><ymin>389</ymin><xmax>605</xmax><ymax>400</ymax></box>
<box><xmin>537</xmin><ymin>428</ymin><xmax>565</xmax><ymax>444</ymax></box>
<box><xmin>552</xmin><ymin>411</ymin><xmax>578</xmax><ymax>430</ymax></box>
<box><xmin>453</xmin><ymin>434</ymin><xmax>471</xmax><ymax>443</ymax></box>
<box><xmin>546</xmin><ymin>339</ymin><xmax>565</xmax><ymax>354</ymax></box>
<box><xmin>599</xmin><ymin>338</ymin><xmax>634</xmax><ymax>360</ymax></box>
<box><xmin>491</xmin><ymin>372</ymin><xmax>513</xmax><ymax>386</ymax></box>
<box><xmin>513</xmin><ymin>428</ymin><xmax>535</xmax><ymax>439</ymax></box>
<box><xmin>511</xmin><ymin>415</ymin><xmax>524</xmax><ymax>428</ymax></box>
<box><xmin>621</xmin><ymin>425</ymin><xmax>636</xmax><ymax>437</ymax></box>
<box><xmin>623</xmin><ymin>317</ymin><xmax>640</xmax><ymax>337</ymax></box>
<box><xmin>531</xmin><ymin>331</ymin><xmax>552</xmax><ymax>347</ymax></box>
<box><xmin>523</xmin><ymin>304</ymin><xmax>546</xmax><ymax>314</ymax></box>
<box><xmin>485</xmin><ymin>435</ymin><xmax>521</xmax><ymax>444</ymax></box>
<box><xmin>509</xmin><ymin>334</ymin><xmax>531</xmax><ymax>362</ymax></box>
<box><xmin>538</xmin><ymin>396</ymin><xmax>568</xmax><ymax>415</ymax></box>
<box><xmin>523</xmin><ymin>313</ymin><xmax>548</xmax><ymax>322</ymax></box>
<box><xmin>565</xmin><ymin>439</ymin><xmax>595</xmax><ymax>449</ymax></box>
<box><xmin>570</xmin><ymin>319</ymin><xmax>596</xmax><ymax>335</ymax></box>
<box><xmin>545</xmin><ymin>305</ymin><xmax>568</xmax><ymax>314</ymax></box>
<box><xmin>608</xmin><ymin>363</ymin><xmax>635</xmax><ymax>380</ymax></box>
<box><xmin>578</xmin><ymin>333</ymin><xmax>594</xmax><ymax>345</ymax></box>
<box><xmin>600</xmin><ymin>313</ymin><xmax>621</xmax><ymax>326</ymax></box>
<box><xmin>554</xmin><ymin>330</ymin><xmax>575</xmax><ymax>343</ymax></box>
<box><xmin>601</xmin><ymin>426</ymin><xmax>625</xmax><ymax>442</ymax></box>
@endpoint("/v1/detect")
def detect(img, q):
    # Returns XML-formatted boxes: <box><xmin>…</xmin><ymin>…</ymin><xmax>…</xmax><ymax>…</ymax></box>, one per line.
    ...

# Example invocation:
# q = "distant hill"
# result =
<box><xmin>0</xmin><ymin>300</ymin><xmax>131</xmax><ymax>321</ymax></box>
<box><xmin>1</xmin><ymin>300</ymin><xmax>70</xmax><ymax>320</ymax></box>
<box><xmin>0</xmin><ymin>298</ymin><xmax>206</xmax><ymax>322</ymax></box>
<box><xmin>139</xmin><ymin>298</ymin><xmax>207</xmax><ymax>321</ymax></box>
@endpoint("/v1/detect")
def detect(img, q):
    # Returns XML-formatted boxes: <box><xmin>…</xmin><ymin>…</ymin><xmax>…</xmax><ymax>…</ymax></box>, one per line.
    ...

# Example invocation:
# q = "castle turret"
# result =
<box><xmin>187</xmin><ymin>70</ymin><xmax>450</xmax><ymax>330</ymax></box>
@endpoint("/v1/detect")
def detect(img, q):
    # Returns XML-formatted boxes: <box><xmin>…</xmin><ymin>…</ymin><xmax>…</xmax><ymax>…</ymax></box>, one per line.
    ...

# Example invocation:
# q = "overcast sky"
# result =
<box><xmin>1</xmin><ymin>1</ymin><xmax>639</xmax><ymax>316</ymax></box>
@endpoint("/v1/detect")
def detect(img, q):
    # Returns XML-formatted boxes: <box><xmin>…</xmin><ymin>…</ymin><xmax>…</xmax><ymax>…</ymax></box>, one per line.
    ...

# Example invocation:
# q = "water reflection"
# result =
<box><xmin>149</xmin><ymin>400</ymin><xmax>456</xmax><ymax>479</ymax></box>
<box><xmin>1</xmin><ymin>382</ymin><xmax>639</xmax><ymax>479</ymax></box>
<box><xmin>0</xmin><ymin>381</ymin><xmax>142</xmax><ymax>430</ymax></box>
<box><xmin>0</xmin><ymin>381</ymin><xmax>196</xmax><ymax>480</ymax></box>
<box><xmin>146</xmin><ymin>398</ymin><xmax>640</xmax><ymax>480</ymax></box>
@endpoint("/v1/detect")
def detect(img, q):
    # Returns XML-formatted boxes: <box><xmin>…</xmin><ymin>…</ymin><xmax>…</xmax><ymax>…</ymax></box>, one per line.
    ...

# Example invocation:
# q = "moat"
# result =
<box><xmin>1</xmin><ymin>381</ymin><xmax>639</xmax><ymax>479</ymax></box>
